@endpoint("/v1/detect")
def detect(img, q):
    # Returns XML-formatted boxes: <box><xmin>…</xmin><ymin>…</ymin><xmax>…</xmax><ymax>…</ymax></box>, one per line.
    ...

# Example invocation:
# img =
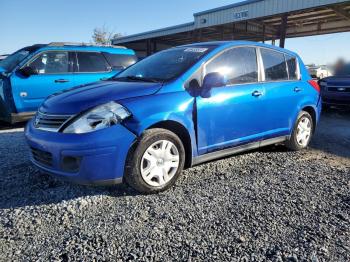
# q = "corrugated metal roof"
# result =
<box><xmin>194</xmin><ymin>0</ymin><xmax>264</xmax><ymax>16</ymax></box>
<box><xmin>113</xmin><ymin>0</ymin><xmax>350</xmax><ymax>44</ymax></box>
<box><xmin>112</xmin><ymin>22</ymin><xmax>194</xmax><ymax>44</ymax></box>
<box><xmin>194</xmin><ymin>0</ymin><xmax>349</xmax><ymax>28</ymax></box>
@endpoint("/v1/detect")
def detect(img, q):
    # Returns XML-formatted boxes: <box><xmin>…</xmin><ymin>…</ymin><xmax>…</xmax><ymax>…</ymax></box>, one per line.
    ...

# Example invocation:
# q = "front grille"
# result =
<box><xmin>328</xmin><ymin>86</ymin><xmax>350</xmax><ymax>93</ymax></box>
<box><xmin>34</xmin><ymin>111</ymin><xmax>72</xmax><ymax>132</ymax></box>
<box><xmin>30</xmin><ymin>147</ymin><xmax>53</xmax><ymax>167</ymax></box>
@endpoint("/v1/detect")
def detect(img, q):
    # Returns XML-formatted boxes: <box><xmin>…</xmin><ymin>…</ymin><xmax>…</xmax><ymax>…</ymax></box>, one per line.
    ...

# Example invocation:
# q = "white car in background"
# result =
<box><xmin>307</xmin><ymin>65</ymin><xmax>332</xmax><ymax>79</ymax></box>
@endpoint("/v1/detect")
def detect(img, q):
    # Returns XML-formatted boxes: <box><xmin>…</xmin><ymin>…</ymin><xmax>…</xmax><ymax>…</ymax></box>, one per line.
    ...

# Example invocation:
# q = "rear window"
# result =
<box><xmin>103</xmin><ymin>53</ymin><xmax>138</xmax><ymax>70</ymax></box>
<box><xmin>76</xmin><ymin>52</ymin><xmax>109</xmax><ymax>72</ymax></box>
<box><xmin>261</xmin><ymin>49</ymin><xmax>288</xmax><ymax>81</ymax></box>
<box><xmin>286</xmin><ymin>55</ymin><xmax>298</xmax><ymax>80</ymax></box>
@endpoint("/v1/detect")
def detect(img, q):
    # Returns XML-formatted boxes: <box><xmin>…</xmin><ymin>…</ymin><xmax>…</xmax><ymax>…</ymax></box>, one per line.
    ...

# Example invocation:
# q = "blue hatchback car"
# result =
<box><xmin>25</xmin><ymin>41</ymin><xmax>321</xmax><ymax>193</ymax></box>
<box><xmin>0</xmin><ymin>42</ymin><xmax>137</xmax><ymax>123</ymax></box>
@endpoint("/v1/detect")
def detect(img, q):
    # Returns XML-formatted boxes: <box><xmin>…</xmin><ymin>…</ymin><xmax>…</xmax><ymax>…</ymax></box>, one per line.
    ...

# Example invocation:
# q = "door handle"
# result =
<box><xmin>294</xmin><ymin>87</ymin><xmax>302</xmax><ymax>92</ymax></box>
<box><xmin>54</xmin><ymin>79</ymin><xmax>70</xmax><ymax>83</ymax></box>
<box><xmin>252</xmin><ymin>90</ymin><xmax>263</xmax><ymax>97</ymax></box>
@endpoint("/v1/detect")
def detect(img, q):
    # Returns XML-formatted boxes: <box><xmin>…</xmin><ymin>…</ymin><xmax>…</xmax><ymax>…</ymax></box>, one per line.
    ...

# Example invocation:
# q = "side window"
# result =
<box><xmin>286</xmin><ymin>55</ymin><xmax>298</xmax><ymax>80</ymax></box>
<box><xmin>29</xmin><ymin>51</ymin><xmax>69</xmax><ymax>74</ymax></box>
<box><xmin>205</xmin><ymin>47</ymin><xmax>258</xmax><ymax>85</ymax></box>
<box><xmin>103</xmin><ymin>53</ymin><xmax>138</xmax><ymax>70</ymax></box>
<box><xmin>76</xmin><ymin>52</ymin><xmax>110</xmax><ymax>72</ymax></box>
<box><xmin>261</xmin><ymin>49</ymin><xmax>288</xmax><ymax>81</ymax></box>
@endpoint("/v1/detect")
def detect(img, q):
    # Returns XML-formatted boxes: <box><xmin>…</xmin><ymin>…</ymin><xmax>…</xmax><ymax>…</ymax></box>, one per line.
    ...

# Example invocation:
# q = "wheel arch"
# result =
<box><xmin>147</xmin><ymin>120</ymin><xmax>193</xmax><ymax>169</ymax></box>
<box><xmin>301</xmin><ymin>105</ymin><xmax>317</xmax><ymax>133</ymax></box>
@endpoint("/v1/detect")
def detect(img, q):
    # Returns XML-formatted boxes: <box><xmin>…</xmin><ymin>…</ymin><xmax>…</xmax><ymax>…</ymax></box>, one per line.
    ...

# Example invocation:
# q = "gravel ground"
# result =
<box><xmin>0</xmin><ymin>109</ymin><xmax>349</xmax><ymax>261</ymax></box>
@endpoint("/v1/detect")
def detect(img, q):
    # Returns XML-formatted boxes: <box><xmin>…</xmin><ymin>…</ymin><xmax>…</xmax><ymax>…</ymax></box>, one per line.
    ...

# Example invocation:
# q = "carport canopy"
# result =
<box><xmin>112</xmin><ymin>0</ymin><xmax>350</xmax><ymax>57</ymax></box>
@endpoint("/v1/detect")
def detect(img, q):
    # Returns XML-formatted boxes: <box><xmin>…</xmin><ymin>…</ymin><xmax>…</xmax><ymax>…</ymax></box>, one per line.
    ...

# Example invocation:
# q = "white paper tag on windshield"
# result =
<box><xmin>184</xmin><ymin>48</ymin><xmax>208</xmax><ymax>53</ymax></box>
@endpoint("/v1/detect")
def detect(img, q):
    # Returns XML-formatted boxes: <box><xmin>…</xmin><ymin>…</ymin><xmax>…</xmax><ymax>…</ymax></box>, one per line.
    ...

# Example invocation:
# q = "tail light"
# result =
<box><xmin>308</xmin><ymin>80</ymin><xmax>320</xmax><ymax>93</ymax></box>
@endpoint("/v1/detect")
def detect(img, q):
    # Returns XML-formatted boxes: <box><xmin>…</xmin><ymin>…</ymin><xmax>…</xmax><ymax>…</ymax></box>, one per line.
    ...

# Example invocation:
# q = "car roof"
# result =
<box><xmin>26</xmin><ymin>43</ymin><xmax>136</xmax><ymax>55</ymax></box>
<box><xmin>181</xmin><ymin>40</ymin><xmax>299</xmax><ymax>57</ymax></box>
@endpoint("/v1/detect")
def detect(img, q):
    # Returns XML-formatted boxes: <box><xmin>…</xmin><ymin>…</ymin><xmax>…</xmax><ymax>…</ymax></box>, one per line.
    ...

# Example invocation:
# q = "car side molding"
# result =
<box><xmin>192</xmin><ymin>136</ymin><xmax>289</xmax><ymax>166</ymax></box>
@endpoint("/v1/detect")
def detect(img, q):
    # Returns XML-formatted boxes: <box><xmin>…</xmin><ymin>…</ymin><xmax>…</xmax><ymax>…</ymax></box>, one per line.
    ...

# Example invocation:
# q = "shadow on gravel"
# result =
<box><xmin>0</xmin><ymin>170</ymin><xmax>140</xmax><ymax>210</ymax></box>
<box><xmin>0</xmin><ymin>107</ymin><xmax>349</xmax><ymax>210</ymax></box>
<box><xmin>310</xmin><ymin>107</ymin><xmax>350</xmax><ymax>159</ymax></box>
<box><xmin>0</xmin><ymin>127</ymin><xmax>140</xmax><ymax>210</ymax></box>
<box><xmin>0</xmin><ymin>121</ymin><xmax>27</xmax><ymax>131</ymax></box>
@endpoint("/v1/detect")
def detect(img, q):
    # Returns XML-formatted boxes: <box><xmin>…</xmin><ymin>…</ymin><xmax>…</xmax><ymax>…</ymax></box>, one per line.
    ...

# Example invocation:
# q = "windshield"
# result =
<box><xmin>114</xmin><ymin>46</ymin><xmax>215</xmax><ymax>82</ymax></box>
<box><xmin>0</xmin><ymin>46</ymin><xmax>41</xmax><ymax>72</ymax></box>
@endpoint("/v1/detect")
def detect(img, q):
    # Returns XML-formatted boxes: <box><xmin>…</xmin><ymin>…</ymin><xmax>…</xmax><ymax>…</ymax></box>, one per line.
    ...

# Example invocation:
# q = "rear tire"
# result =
<box><xmin>285</xmin><ymin>111</ymin><xmax>314</xmax><ymax>151</ymax></box>
<box><xmin>124</xmin><ymin>128</ymin><xmax>185</xmax><ymax>194</ymax></box>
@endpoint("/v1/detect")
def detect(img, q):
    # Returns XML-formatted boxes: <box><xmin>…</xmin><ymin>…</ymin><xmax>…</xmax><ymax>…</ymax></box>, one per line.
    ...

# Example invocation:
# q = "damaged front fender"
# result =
<box><xmin>0</xmin><ymin>75</ymin><xmax>17</xmax><ymax>123</ymax></box>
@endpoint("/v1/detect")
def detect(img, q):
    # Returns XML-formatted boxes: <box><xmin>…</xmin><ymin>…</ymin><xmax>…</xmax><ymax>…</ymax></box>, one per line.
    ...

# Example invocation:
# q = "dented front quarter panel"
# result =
<box><xmin>0</xmin><ymin>74</ymin><xmax>16</xmax><ymax>122</ymax></box>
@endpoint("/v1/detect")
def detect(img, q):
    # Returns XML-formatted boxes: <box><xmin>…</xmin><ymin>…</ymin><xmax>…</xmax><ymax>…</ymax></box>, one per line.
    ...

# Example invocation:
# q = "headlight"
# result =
<box><xmin>319</xmin><ymin>81</ymin><xmax>327</xmax><ymax>88</ymax></box>
<box><xmin>63</xmin><ymin>102</ymin><xmax>131</xmax><ymax>134</ymax></box>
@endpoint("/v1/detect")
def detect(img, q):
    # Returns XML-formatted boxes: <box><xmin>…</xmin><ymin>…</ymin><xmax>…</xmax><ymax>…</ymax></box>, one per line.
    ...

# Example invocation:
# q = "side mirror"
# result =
<box><xmin>201</xmin><ymin>72</ymin><xmax>227</xmax><ymax>98</ymax></box>
<box><xmin>18</xmin><ymin>66</ymin><xmax>38</xmax><ymax>77</ymax></box>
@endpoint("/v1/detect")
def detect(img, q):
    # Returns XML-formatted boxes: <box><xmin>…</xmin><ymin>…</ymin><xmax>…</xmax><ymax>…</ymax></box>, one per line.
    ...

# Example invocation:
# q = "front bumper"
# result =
<box><xmin>25</xmin><ymin>119</ymin><xmax>137</xmax><ymax>185</ymax></box>
<box><xmin>322</xmin><ymin>93</ymin><xmax>350</xmax><ymax>107</ymax></box>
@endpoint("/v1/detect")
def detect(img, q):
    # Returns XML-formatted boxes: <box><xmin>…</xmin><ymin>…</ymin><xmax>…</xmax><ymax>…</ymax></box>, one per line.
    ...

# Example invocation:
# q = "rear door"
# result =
<box><xmin>196</xmin><ymin>46</ymin><xmax>266</xmax><ymax>154</ymax></box>
<box><xmin>259</xmin><ymin>48</ymin><xmax>302</xmax><ymax>138</ymax></box>
<box><xmin>11</xmin><ymin>50</ymin><xmax>75</xmax><ymax>112</ymax></box>
<box><xmin>73</xmin><ymin>52</ymin><xmax>116</xmax><ymax>86</ymax></box>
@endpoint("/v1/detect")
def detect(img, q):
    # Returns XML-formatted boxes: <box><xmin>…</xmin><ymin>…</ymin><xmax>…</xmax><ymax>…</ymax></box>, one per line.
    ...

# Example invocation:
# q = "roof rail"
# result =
<box><xmin>47</xmin><ymin>42</ymin><xmax>127</xmax><ymax>49</ymax></box>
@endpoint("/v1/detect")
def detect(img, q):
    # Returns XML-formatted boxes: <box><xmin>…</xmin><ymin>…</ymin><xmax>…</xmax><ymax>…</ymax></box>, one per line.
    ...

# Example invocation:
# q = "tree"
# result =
<box><xmin>92</xmin><ymin>25</ymin><xmax>123</xmax><ymax>45</ymax></box>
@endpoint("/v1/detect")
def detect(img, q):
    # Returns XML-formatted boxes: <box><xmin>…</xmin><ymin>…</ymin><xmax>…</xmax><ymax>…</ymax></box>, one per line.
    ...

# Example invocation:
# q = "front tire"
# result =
<box><xmin>285</xmin><ymin>111</ymin><xmax>314</xmax><ymax>151</ymax></box>
<box><xmin>124</xmin><ymin>128</ymin><xmax>185</xmax><ymax>193</ymax></box>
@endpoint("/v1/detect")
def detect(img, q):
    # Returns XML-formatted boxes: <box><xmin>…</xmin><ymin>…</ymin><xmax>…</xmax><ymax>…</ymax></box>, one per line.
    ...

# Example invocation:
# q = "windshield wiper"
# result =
<box><xmin>113</xmin><ymin>75</ymin><xmax>161</xmax><ymax>83</ymax></box>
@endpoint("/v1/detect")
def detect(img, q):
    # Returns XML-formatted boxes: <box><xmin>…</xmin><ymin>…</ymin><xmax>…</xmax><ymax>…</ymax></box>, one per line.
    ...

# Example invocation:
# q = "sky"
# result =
<box><xmin>2</xmin><ymin>0</ymin><xmax>350</xmax><ymax>65</ymax></box>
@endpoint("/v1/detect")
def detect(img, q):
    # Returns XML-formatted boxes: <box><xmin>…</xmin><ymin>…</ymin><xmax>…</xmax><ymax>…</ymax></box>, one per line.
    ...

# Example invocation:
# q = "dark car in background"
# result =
<box><xmin>319</xmin><ymin>64</ymin><xmax>350</xmax><ymax>107</ymax></box>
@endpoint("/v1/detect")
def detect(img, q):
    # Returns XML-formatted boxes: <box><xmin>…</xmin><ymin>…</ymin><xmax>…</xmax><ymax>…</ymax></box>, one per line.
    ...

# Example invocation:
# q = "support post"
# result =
<box><xmin>193</xmin><ymin>30</ymin><xmax>202</xmax><ymax>43</ymax></box>
<box><xmin>198</xmin><ymin>29</ymin><xmax>202</xmax><ymax>42</ymax></box>
<box><xmin>279</xmin><ymin>14</ymin><xmax>288</xmax><ymax>48</ymax></box>
<box><xmin>262</xmin><ymin>25</ymin><xmax>266</xmax><ymax>43</ymax></box>
<box><xmin>153</xmin><ymin>40</ymin><xmax>157</xmax><ymax>53</ymax></box>
<box><xmin>146</xmin><ymin>39</ymin><xmax>151</xmax><ymax>56</ymax></box>
<box><xmin>231</xmin><ymin>23</ymin><xmax>235</xmax><ymax>40</ymax></box>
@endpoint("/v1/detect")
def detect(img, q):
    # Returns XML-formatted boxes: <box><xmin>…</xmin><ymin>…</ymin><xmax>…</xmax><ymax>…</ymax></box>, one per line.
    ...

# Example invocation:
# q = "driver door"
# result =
<box><xmin>11</xmin><ymin>51</ymin><xmax>75</xmax><ymax>112</ymax></box>
<box><xmin>196</xmin><ymin>47</ymin><xmax>266</xmax><ymax>154</ymax></box>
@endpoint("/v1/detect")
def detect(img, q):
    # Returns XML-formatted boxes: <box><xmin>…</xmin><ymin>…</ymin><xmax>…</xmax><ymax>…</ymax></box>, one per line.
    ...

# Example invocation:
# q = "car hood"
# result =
<box><xmin>322</xmin><ymin>76</ymin><xmax>350</xmax><ymax>85</ymax></box>
<box><xmin>40</xmin><ymin>80</ymin><xmax>163</xmax><ymax>114</ymax></box>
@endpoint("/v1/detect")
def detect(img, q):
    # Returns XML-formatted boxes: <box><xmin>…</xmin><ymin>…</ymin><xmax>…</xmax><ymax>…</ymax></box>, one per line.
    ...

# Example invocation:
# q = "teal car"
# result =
<box><xmin>0</xmin><ymin>42</ymin><xmax>137</xmax><ymax>123</ymax></box>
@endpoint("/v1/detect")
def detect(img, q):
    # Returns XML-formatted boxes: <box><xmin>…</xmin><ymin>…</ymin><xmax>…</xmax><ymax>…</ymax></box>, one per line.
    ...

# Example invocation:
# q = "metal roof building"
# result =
<box><xmin>112</xmin><ymin>0</ymin><xmax>350</xmax><ymax>57</ymax></box>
